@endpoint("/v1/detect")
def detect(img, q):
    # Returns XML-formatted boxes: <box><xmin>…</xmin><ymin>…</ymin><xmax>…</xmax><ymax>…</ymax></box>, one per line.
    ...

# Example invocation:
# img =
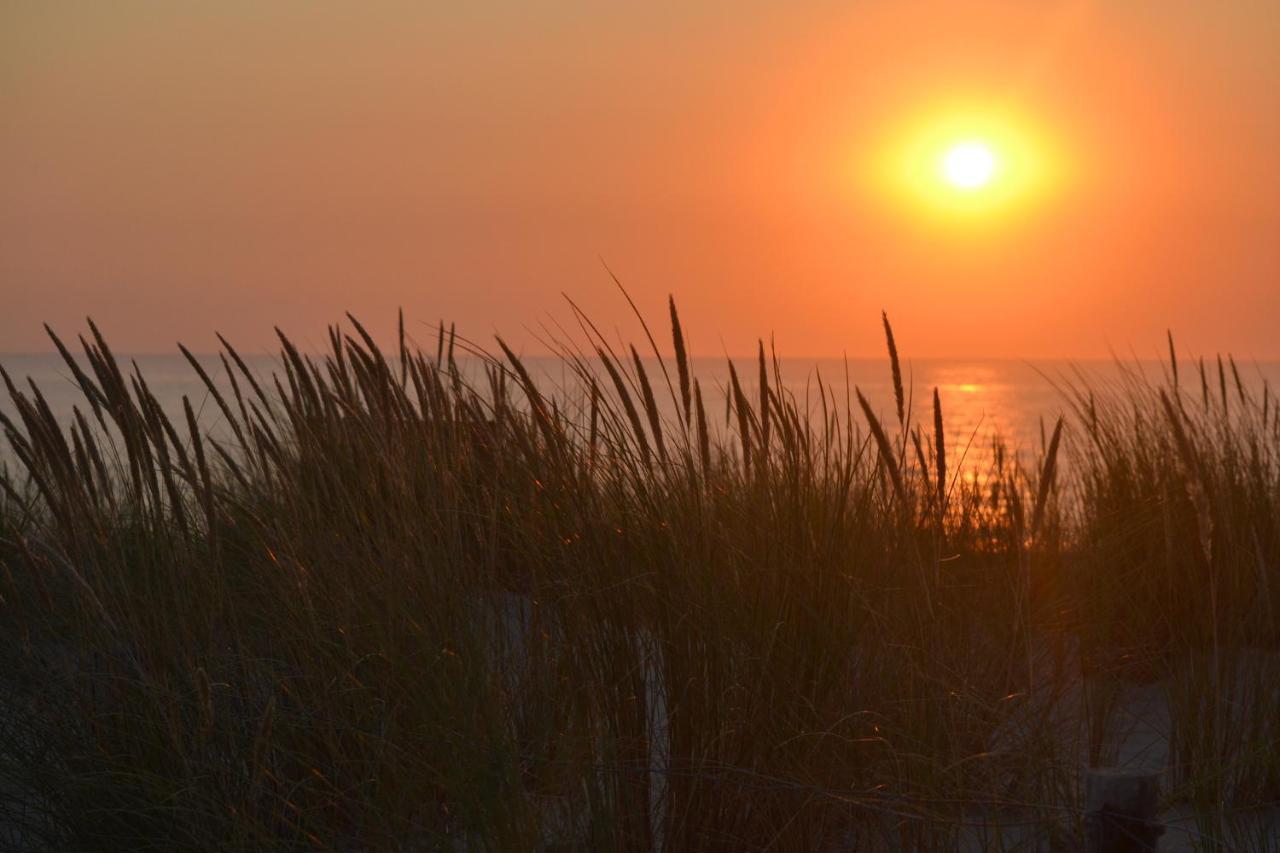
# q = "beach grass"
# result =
<box><xmin>0</xmin><ymin>305</ymin><xmax>1276</xmax><ymax>850</ymax></box>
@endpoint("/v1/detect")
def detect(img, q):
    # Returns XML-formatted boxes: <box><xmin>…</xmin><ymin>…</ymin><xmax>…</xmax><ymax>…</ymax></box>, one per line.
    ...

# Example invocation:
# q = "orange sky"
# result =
<box><xmin>3</xmin><ymin>2</ymin><xmax>1278</xmax><ymax>357</ymax></box>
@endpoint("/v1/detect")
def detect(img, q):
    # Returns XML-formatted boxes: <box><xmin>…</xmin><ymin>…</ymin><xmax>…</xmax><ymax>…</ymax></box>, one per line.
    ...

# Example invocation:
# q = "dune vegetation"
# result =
<box><xmin>1</xmin><ymin>302</ymin><xmax>1277</xmax><ymax>850</ymax></box>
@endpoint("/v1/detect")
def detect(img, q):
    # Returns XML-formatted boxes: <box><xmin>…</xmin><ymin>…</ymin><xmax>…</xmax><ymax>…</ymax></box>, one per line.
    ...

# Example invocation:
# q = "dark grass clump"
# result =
<box><xmin>1061</xmin><ymin>347</ymin><xmax>1280</xmax><ymax>826</ymax></box>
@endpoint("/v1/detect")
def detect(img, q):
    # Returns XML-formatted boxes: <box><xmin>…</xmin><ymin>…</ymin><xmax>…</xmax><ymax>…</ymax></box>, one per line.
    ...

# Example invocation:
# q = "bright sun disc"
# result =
<box><xmin>864</xmin><ymin>103</ymin><xmax>1063</xmax><ymax>224</ymax></box>
<box><xmin>941</xmin><ymin>141</ymin><xmax>997</xmax><ymax>189</ymax></box>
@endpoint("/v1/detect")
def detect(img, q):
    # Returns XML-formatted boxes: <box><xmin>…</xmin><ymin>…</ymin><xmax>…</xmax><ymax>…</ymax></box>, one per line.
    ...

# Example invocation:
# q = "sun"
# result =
<box><xmin>941</xmin><ymin>141</ymin><xmax>997</xmax><ymax>190</ymax></box>
<box><xmin>863</xmin><ymin>102</ymin><xmax>1063</xmax><ymax>224</ymax></box>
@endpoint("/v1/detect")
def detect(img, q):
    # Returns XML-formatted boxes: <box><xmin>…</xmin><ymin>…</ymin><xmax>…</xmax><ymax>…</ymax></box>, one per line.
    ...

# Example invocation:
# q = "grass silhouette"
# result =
<box><xmin>1</xmin><ymin>303</ymin><xmax>1277</xmax><ymax>849</ymax></box>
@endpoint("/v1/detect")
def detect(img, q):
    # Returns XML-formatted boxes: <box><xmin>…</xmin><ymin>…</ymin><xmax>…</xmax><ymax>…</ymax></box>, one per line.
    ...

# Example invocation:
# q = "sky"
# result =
<box><xmin>3</xmin><ymin>2</ymin><xmax>1278</xmax><ymax>358</ymax></box>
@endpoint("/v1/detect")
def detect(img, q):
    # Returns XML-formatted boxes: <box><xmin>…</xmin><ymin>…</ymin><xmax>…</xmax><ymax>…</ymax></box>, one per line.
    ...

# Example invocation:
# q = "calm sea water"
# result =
<box><xmin>4</xmin><ymin>353</ymin><xmax>1279</xmax><ymax>473</ymax></box>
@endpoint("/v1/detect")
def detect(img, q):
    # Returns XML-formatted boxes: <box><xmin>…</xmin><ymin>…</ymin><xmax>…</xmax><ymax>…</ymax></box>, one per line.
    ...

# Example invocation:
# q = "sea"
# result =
<box><xmin>3</xmin><ymin>352</ymin><xmax>1279</xmax><ymax>475</ymax></box>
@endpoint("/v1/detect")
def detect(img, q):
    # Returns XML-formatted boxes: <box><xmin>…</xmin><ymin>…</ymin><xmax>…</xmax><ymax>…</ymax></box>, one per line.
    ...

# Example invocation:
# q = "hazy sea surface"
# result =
<box><xmin>4</xmin><ymin>352</ymin><xmax>1280</xmax><ymax>473</ymax></box>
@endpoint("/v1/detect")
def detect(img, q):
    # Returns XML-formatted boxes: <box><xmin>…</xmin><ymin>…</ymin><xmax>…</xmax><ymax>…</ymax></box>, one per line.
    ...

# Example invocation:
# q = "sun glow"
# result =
<box><xmin>866</xmin><ymin>103</ymin><xmax>1061</xmax><ymax>224</ymax></box>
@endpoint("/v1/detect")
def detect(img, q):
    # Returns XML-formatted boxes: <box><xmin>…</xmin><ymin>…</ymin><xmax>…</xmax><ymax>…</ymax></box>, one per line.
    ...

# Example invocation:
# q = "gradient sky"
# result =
<box><xmin>4</xmin><ymin>2</ymin><xmax>1278</xmax><ymax>357</ymax></box>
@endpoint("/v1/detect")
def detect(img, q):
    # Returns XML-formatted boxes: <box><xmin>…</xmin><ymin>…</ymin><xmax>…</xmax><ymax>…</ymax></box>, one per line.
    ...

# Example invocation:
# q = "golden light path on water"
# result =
<box><xmin>928</xmin><ymin>363</ymin><xmax>1023</xmax><ymax>482</ymax></box>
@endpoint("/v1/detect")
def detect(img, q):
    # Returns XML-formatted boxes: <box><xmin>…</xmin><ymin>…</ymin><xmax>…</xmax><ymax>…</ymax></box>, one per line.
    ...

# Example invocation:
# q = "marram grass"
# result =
<box><xmin>0</xmin><ymin>305</ymin><xmax>1277</xmax><ymax>850</ymax></box>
